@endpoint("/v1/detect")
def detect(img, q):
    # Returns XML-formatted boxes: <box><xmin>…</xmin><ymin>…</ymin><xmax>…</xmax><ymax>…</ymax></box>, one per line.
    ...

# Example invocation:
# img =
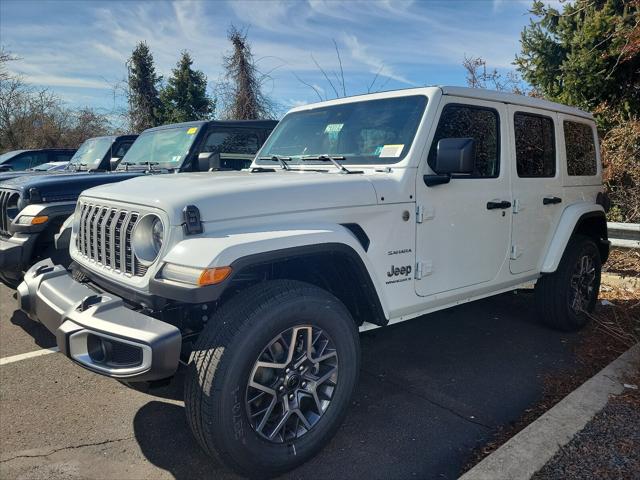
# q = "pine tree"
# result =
<box><xmin>160</xmin><ymin>51</ymin><xmax>215</xmax><ymax>123</ymax></box>
<box><xmin>126</xmin><ymin>42</ymin><xmax>163</xmax><ymax>132</ymax></box>
<box><xmin>515</xmin><ymin>0</ymin><xmax>639</xmax><ymax>121</ymax></box>
<box><xmin>221</xmin><ymin>26</ymin><xmax>273</xmax><ymax>119</ymax></box>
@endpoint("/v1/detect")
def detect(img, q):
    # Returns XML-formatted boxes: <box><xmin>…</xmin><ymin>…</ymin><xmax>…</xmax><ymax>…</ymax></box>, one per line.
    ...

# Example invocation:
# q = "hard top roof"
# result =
<box><xmin>288</xmin><ymin>86</ymin><xmax>593</xmax><ymax>120</ymax></box>
<box><xmin>143</xmin><ymin>119</ymin><xmax>278</xmax><ymax>133</ymax></box>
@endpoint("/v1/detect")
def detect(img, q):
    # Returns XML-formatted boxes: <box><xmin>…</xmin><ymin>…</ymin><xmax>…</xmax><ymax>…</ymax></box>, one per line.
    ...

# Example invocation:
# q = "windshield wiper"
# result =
<box><xmin>258</xmin><ymin>155</ymin><xmax>292</xmax><ymax>171</ymax></box>
<box><xmin>301</xmin><ymin>155</ymin><xmax>354</xmax><ymax>174</ymax></box>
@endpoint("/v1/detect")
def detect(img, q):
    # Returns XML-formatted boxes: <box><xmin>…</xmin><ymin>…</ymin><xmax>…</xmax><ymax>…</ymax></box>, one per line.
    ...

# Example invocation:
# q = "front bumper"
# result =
<box><xmin>0</xmin><ymin>233</ymin><xmax>37</xmax><ymax>283</ymax></box>
<box><xmin>17</xmin><ymin>260</ymin><xmax>182</xmax><ymax>382</ymax></box>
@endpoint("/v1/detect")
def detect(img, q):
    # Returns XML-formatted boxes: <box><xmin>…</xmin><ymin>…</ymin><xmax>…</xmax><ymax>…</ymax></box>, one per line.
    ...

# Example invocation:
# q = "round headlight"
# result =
<box><xmin>132</xmin><ymin>214</ymin><xmax>164</xmax><ymax>265</ymax></box>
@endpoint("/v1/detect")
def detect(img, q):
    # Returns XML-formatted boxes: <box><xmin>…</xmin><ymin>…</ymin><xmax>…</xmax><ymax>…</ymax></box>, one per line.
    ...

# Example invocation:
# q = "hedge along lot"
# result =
<box><xmin>0</xmin><ymin>281</ymin><xmax>598</xmax><ymax>480</ymax></box>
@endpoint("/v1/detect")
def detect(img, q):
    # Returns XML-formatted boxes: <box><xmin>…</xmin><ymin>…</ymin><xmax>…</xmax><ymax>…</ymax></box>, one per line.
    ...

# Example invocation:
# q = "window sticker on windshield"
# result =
<box><xmin>187</xmin><ymin>127</ymin><xmax>198</xmax><ymax>135</ymax></box>
<box><xmin>172</xmin><ymin>155</ymin><xmax>181</xmax><ymax>162</ymax></box>
<box><xmin>379</xmin><ymin>144</ymin><xmax>404</xmax><ymax>158</ymax></box>
<box><xmin>324</xmin><ymin>123</ymin><xmax>344</xmax><ymax>134</ymax></box>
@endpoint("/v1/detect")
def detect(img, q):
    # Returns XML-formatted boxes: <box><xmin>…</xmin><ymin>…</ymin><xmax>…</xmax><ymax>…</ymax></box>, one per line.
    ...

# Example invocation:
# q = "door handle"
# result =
<box><xmin>486</xmin><ymin>200</ymin><xmax>512</xmax><ymax>210</ymax></box>
<box><xmin>543</xmin><ymin>196</ymin><xmax>562</xmax><ymax>205</ymax></box>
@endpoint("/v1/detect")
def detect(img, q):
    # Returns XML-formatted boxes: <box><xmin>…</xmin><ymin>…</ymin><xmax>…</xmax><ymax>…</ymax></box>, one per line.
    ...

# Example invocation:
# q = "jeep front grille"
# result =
<box><xmin>0</xmin><ymin>189</ymin><xmax>20</xmax><ymax>238</ymax></box>
<box><xmin>76</xmin><ymin>202</ymin><xmax>147</xmax><ymax>276</ymax></box>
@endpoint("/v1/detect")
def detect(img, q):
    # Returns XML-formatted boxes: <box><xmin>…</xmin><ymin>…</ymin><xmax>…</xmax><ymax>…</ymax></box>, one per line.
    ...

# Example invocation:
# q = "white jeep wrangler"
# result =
<box><xmin>18</xmin><ymin>86</ymin><xmax>609</xmax><ymax>477</ymax></box>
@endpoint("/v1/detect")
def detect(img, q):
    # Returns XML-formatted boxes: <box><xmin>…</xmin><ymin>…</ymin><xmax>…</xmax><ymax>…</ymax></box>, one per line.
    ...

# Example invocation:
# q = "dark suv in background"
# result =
<box><xmin>0</xmin><ymin>148</ymin><xmax>76</xmax><ymax>172</ymax></box>
<box><xmin>0</xmin><ymin>135</ymin><xmax>137</xmax><ymax>183</ymax></box>
<box><xmin>0</xmin><ymin>120</ymin><xmax>277</xmax><ymax>287</ymax></box>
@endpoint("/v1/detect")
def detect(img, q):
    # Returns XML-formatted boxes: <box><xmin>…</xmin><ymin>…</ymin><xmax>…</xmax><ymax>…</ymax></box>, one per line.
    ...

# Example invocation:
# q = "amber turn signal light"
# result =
<box><xmin>197</xmin><ymin>266</ymin><xmax>232</xmax><ymax>286</ymax></box>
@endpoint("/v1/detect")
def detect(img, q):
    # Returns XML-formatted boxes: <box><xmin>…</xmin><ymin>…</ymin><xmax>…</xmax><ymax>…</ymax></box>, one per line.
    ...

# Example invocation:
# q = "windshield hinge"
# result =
<box><xmin>415</xmin><ymin>261</ymin><xmax>432</xmax><ymax>280</ymax></box>
<box><xmin>416</xmin><ymin>205</ymin><xmax>434</xmax><ymax>224</ymax></box>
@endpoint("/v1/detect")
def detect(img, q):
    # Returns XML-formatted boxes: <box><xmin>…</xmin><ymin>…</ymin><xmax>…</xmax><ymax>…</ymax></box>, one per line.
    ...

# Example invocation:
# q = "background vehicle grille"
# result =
<box><xmin>0</xmin><ymin>189</ymin><xmax>20</xmax><ymax>238</ymax></box>
<box><xmin>76</xmin><ymin>202</ymin><xmax>146</xmax><ymax>276</ymax></box>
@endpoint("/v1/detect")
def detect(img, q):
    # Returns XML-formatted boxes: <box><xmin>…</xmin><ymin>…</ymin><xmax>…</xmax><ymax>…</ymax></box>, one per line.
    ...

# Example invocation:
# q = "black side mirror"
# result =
<box><xmin>434</xmin><ymin>138</ymin><xmax>476</xmax><ymax>174</ymax></box>
<box><xmin>197</xmin><ymin>152</ymin><xmax>221</xmax><ymax>171</ymax></box>
<box><xmin>109</xmin><ymin>157</ymin><xmax>121</xmax><ymax>170</ymax></box>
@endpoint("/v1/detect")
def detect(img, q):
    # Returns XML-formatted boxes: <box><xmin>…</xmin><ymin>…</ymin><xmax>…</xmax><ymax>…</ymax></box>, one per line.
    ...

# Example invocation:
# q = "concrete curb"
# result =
<box><xmin>459</xmin><ymin>343</ymin><xmax>640</xmax><ymax>480</ymax></box>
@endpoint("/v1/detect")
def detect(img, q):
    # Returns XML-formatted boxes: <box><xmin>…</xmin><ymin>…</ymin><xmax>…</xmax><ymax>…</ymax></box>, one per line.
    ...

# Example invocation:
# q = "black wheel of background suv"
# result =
<box><xmin>184</xmin><ymin>279</ymin><xmax>360</xmax><ymax>478</ymax></box>
<box><xmin>535</xmin><ymin>234</ymin><xmax>602</xmax><ymax>331</ymax></box>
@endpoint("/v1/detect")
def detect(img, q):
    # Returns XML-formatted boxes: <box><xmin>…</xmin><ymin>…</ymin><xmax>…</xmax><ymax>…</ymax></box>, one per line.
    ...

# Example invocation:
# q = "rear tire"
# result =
<box><xmin>535</xmin><ymin>235</ymin><xmax>601</xmax><ymax>331</ymax></box>
<box><xmin>184</xmin><ymin>279</ymin><xmax>360</xmax><ymax>478</ymax></box>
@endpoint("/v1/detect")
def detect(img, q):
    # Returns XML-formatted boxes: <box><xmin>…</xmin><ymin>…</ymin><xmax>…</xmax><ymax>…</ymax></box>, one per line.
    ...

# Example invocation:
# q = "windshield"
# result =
<box><xmin>119</xmin><ymin>126</ymin><xmax>198</xmax><ymax>167</ymax></box>
<box><xmin>68</xmin><ymin>137</ymin><xmax>114</xmax><ymax>170</ymax></box>
<box><xmin>257</xmin><ymin>95</ymin><xmax>427</xmax><ymax>165</ymax></box>
<box><xmin>0</xmin><ymin>150</ymin><xmax>25</xmax><ymax>163</ymax></box>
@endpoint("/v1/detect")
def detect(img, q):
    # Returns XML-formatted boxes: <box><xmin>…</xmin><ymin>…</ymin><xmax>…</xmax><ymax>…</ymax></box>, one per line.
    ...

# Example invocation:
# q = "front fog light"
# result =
<box><xmin>160</xmin><ymin>263</ymin><xmax>232</xmax><ymax>286</ymax></box>
<box><xmin>132</xmin><ymin>214</ymin><xmax>164</xmax><ymax>265</ymax></box>
<box><xmin>16</xmin><ymin>215</ymin><xmax>48</xmax><ymax>225</ymax></box>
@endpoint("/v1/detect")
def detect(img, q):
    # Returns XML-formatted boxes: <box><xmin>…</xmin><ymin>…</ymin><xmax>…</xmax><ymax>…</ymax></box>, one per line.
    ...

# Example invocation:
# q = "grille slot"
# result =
<box><xmin>76</xmin><ymin>202</ymin><xmax>147</xmax><ymax>276</ymax></box>
<box><xmin>0</xmin><ymin>189</ymin><xmax>20</xmax><ymax>237</ymax></box>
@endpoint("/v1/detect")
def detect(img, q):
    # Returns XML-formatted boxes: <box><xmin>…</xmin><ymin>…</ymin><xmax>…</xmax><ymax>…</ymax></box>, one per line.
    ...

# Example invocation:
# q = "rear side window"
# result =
<box><xmin>203</xmin><ymin>129</ymin><xmax>260</xmax><ymax>155</ymax></box>
<box><xmin>514</xmin><ymin>113</ymin><xmax>556</xmax><ymax>178</ymax></box>
<box><xmin>564</xmin><ymin>121</ymin><xmax>597</xmax><ymax>176</ymax></box>
<box><xmin>428</xmin><ymin>104</ymin><xmax>499</xmax><ymax>178</ymax></box>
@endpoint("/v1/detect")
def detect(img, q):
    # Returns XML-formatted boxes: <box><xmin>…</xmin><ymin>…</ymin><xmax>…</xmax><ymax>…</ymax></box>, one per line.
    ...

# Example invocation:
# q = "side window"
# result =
<box><xmin>7</xmin><ymin>155</ymin><xmax>32</xmax><ymax>170</ymax></box>
<box><xmin>428</xmin><ymin>104</ymin><xmax>499</xmax><ymax>178</ymax></box>
<box><xmin>113</xmin><ymin>142</ymin><xmax>133</xmax><ymax>158</ymax></box>
<box><xmin>564</xmin><ymin>121</ymin><xmax>597</xmax><ymax>176</ymax></box>
<box><xmin>514</xmin><ymin>112</ymin><xmax>556</xmax><ymax>177</ymax></box>
<box><xmin>202</xmin><ymin>130</ymin><xmax>260</xmax><ymax>155</ymax></box>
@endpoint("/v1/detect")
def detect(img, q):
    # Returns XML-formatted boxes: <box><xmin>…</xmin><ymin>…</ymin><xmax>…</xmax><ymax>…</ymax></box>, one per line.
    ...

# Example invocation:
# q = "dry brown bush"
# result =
<box><xmin>599</xmin><ymin>111</ymin><xmax>640</xmax><ymax>223</ymax></box>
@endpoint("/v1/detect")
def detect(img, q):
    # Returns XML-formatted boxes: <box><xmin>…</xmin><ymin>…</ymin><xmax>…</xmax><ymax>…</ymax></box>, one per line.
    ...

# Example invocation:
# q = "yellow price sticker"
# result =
<box><xmin>187</xmin><ymin>127</ymin><xmax>198</xmax><ymax>135</ymax></box>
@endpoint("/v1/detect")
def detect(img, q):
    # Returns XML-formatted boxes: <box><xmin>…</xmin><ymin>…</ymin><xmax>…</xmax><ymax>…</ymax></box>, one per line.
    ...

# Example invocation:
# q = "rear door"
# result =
<box><xmin>509</xmin><ymin>106</ymin><xmax>564</xmax><ymax>274</ymax></box>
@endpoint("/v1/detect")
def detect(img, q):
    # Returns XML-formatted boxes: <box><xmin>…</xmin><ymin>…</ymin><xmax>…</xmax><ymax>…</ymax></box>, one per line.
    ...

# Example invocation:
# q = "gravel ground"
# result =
<box><xmin>533</xmin><ymin>372</ymin><xmax>640</xmax><ymax>480</ymax></box>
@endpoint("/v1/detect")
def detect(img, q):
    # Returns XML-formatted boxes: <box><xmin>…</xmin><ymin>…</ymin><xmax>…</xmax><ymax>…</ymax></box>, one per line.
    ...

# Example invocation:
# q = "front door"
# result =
<box><xmin>415</xmin><ymin>97</ymin><xmax>512</xmax><ymax>297</ymax></box>
<box><xmin>508</xmin><ymin>106</ymin><xmax>563</xmax><ymax>274</ymax></box>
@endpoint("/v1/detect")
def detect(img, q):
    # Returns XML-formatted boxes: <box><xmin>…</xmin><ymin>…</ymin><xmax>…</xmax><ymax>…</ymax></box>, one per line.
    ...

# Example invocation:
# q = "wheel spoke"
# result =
<box><xmin>256</xmin><ymin>398</ymin><xmax>278</xmax><ymax>433</ymax></box>
<box><xmin>268</xmin><ymin>410</ymin><xmax>291</xmax><ymax>440</ymax></box>
<box><xmin>294</xmin><ymin>409</ymin><xmax>312</xmax><ymax>430</ymax></box>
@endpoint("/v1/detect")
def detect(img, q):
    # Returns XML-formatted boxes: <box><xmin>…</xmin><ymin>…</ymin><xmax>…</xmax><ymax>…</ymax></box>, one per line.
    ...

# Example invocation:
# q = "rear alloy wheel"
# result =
<box><xmin>535</xmin><ymin>235</ymin><xmax>601</xmax><ymax>331</ymax></box>
<box><xmin>185</xmin><ymin>280</ymin><xmax>360</xmax><ymax>478</ymax></box>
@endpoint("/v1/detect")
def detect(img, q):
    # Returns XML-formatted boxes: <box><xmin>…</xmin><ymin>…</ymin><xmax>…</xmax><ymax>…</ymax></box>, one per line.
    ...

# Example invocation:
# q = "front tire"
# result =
<box><xmin>535</xmin><ymin>235</ymin><xmax>602</xmax><ymax>331</ymax></box>
<box><xmin>185</xmin><ymin>280</ymin><xmax>360</xmax><ymax>478</ymax></box>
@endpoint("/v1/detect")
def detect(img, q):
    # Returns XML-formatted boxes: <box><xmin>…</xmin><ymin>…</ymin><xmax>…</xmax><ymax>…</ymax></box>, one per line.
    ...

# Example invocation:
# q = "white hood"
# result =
<box><xmin>81</xmin><ymin>171</ymin><xmax>379</xmax><ymax>224</ymax></box>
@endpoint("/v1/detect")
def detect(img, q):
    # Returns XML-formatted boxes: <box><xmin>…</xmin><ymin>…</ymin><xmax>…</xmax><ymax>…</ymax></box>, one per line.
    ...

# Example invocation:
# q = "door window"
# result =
<box><xmin>428</xmin><ymin>104</ymin><xmax>499</xmax><ymax>178</ymax></box>
<box><xmin>9</xmin><ymin>152</ymin><xmax>48</xmax><ymax>170</ymax></box>
<box><xmin>514</xmin><ymin>113</ymin><xmax>556</xmax><ymax>177</ymax></box>
<box><xmin>564</xmin><ymin>121</ymin><xmax>597</xmax><ymax>176</ymax></box>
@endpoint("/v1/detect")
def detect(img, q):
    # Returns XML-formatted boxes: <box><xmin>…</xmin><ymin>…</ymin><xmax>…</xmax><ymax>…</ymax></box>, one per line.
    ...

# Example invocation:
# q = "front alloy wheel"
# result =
<box><xmin>247</xmin><ymin>326</ymin><xmax>339</xmax><ymax>443</ymax></box>
<box><xmin>185</xmin><ymin>280</ymin><xmax>360</xmax><ymax>478</ymax></box>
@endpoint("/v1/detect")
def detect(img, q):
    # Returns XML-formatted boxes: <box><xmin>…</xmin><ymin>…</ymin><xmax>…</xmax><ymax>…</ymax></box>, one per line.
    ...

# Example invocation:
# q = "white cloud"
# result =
<box><xmin>343</xmin><ymin>34</ymin><xmax>415</xmax><ymax>86</ymax></box>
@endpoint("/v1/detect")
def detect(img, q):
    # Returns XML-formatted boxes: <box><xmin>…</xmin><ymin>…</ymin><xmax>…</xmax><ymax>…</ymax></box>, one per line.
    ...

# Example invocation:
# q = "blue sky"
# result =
<box><xmin>0</xmin><ymin>0</ymin><xmax>559</xmax><ymax>119</ymax></box>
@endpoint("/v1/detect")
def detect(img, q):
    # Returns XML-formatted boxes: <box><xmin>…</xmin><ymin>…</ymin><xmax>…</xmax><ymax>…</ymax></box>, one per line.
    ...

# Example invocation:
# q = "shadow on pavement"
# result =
<box><xmin>133</xmin><ymin>291</ymin><xmax>579</xmax><ymax>480</ymax></box>
<box><xmin>10</xmin><ymin>310</ymin><xmax>57</xmax><ymax>350</ymax></box>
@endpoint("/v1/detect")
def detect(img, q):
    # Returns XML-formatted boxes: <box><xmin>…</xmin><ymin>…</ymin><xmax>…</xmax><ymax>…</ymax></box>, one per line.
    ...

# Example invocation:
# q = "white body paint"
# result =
<box><xmin>69</xmin><ymin>86</ymin><xmax>605</xmax><ymax>326</ymax></box>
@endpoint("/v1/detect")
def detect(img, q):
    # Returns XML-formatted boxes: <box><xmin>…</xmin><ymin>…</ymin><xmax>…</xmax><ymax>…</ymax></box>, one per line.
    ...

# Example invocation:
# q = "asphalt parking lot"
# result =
<box><xmin>0</xmin><ymin>283</ymin><xmax>580</xmax><ymax>480</ymax></box>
